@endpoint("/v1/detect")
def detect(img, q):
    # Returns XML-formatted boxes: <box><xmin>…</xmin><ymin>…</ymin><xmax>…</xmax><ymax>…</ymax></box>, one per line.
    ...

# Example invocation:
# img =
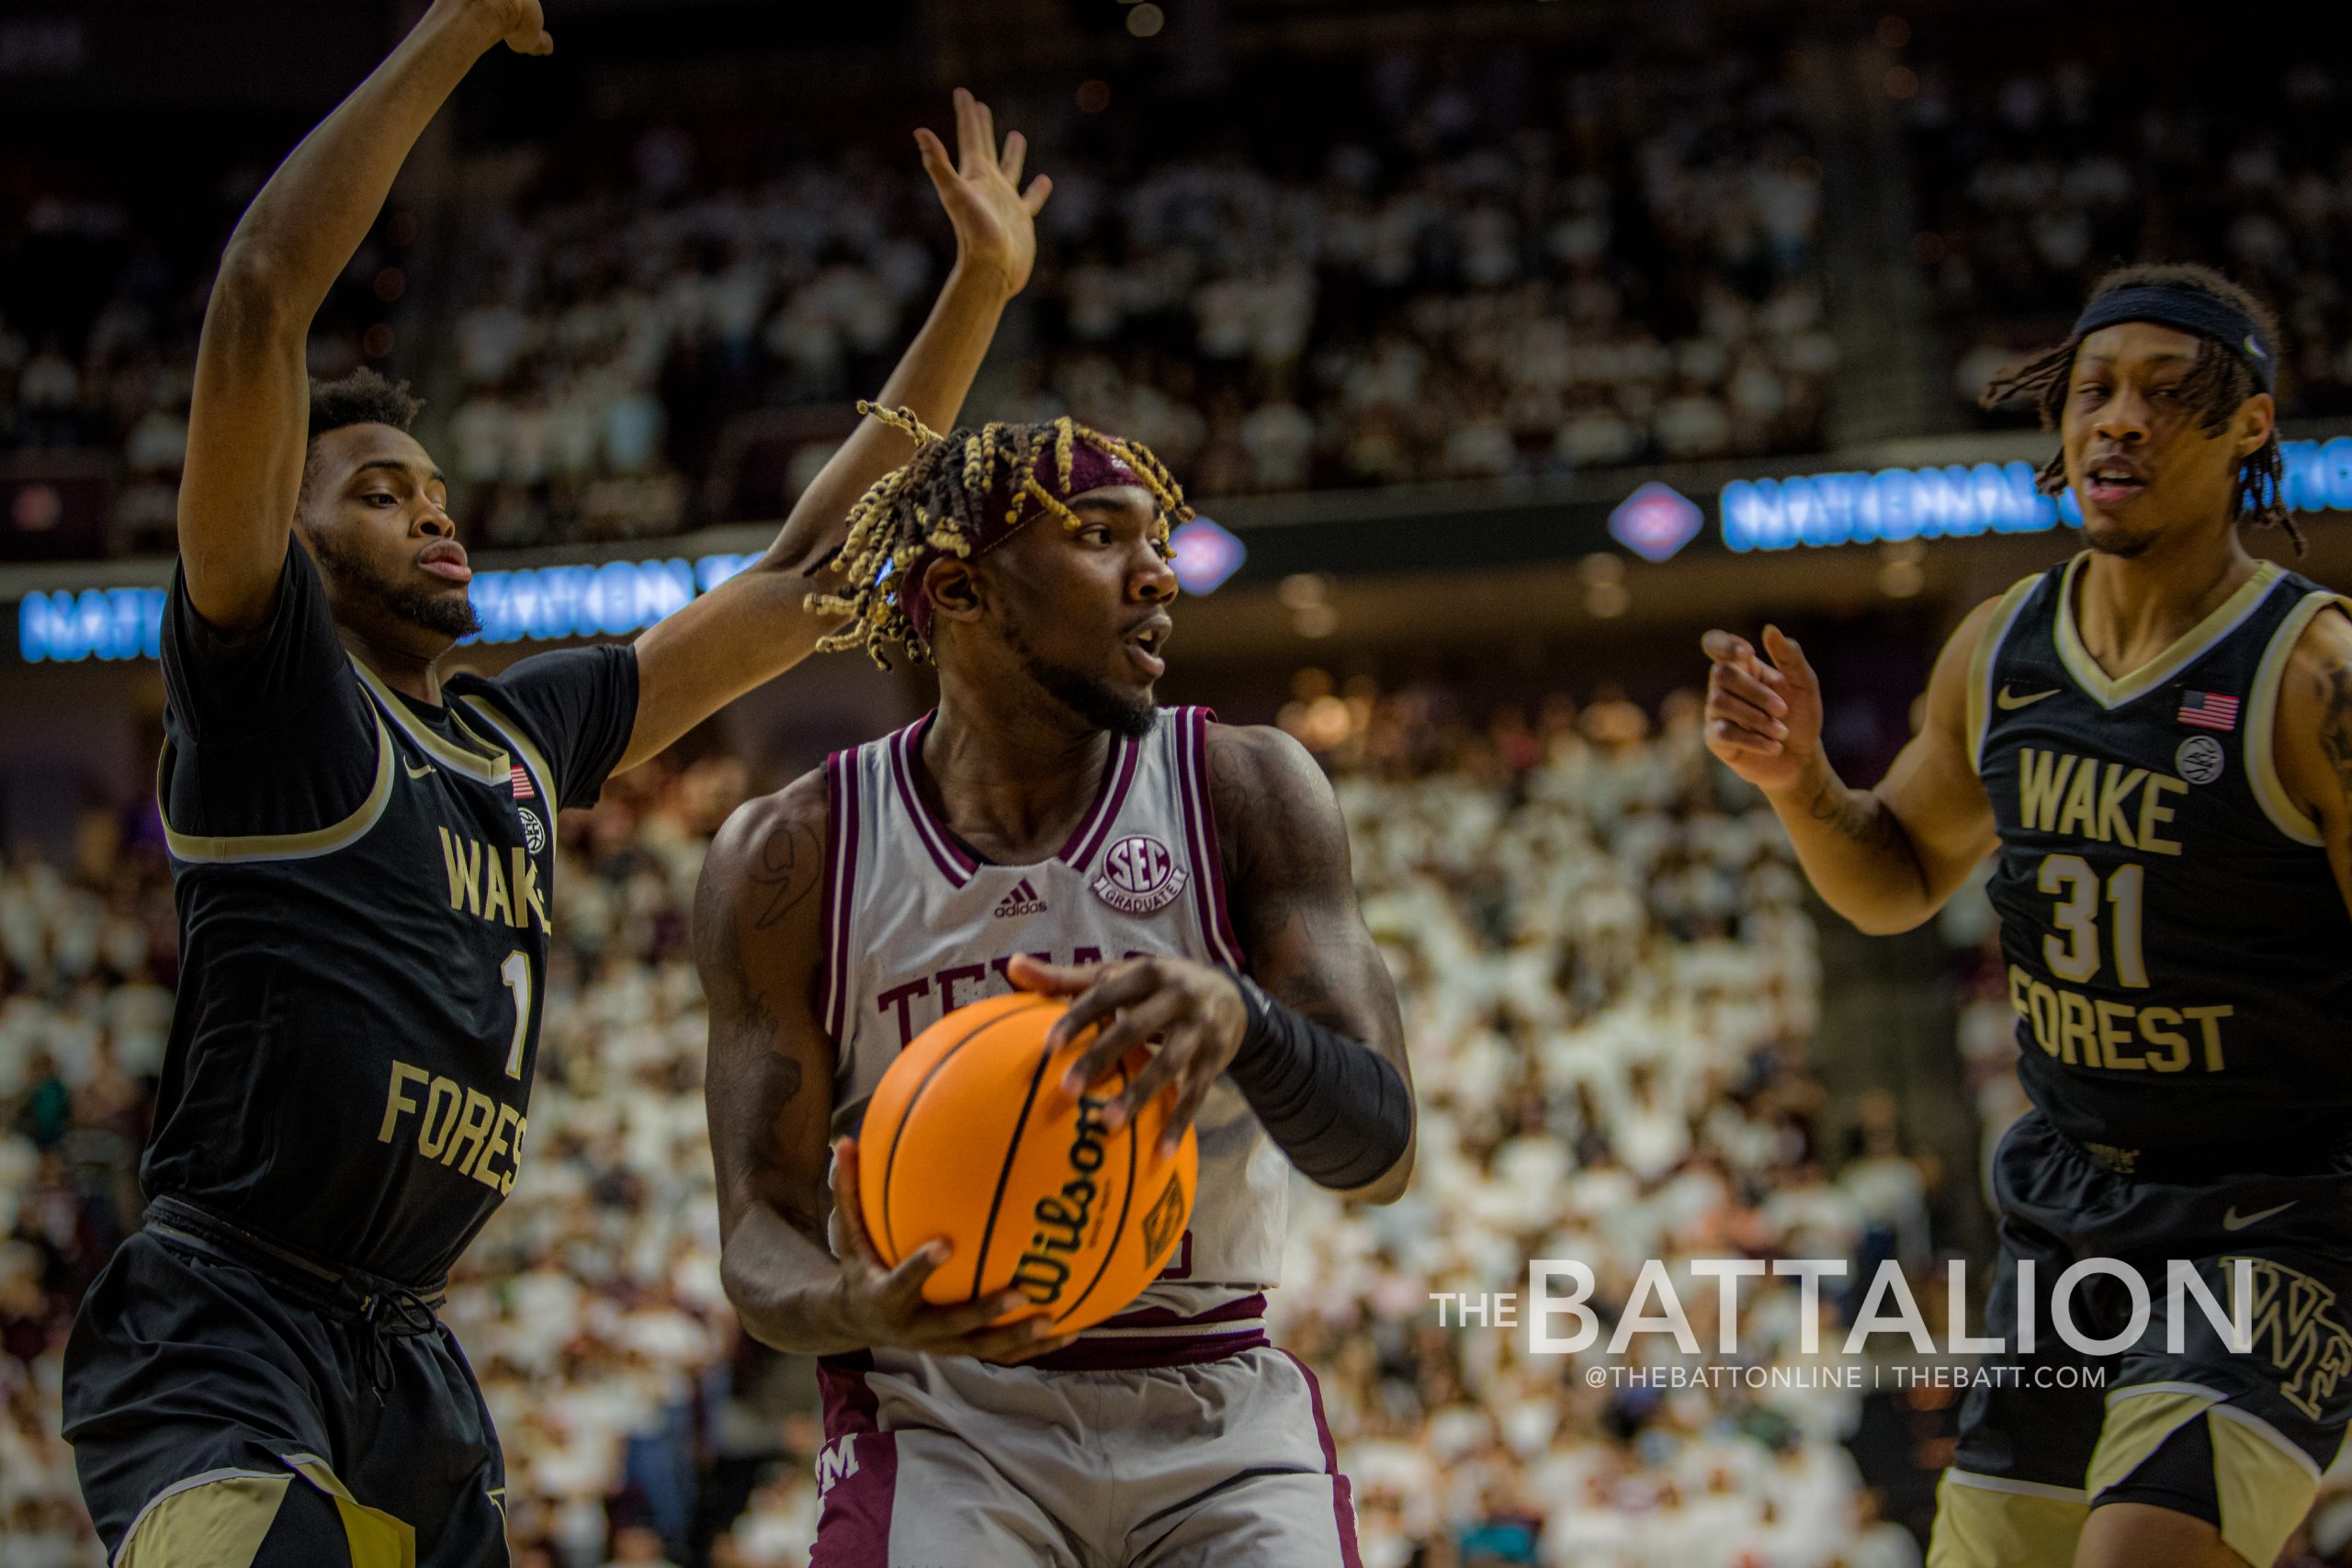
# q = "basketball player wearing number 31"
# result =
<box><xmin>695</xmin><ymin>413</ymin><xmax>1414</xmax><ymax>1564</ymax></box>
<box><xmin>1704</xmin><ymin>264</ymin><xmax>2352</xmax><ymax>1568</ymax></box>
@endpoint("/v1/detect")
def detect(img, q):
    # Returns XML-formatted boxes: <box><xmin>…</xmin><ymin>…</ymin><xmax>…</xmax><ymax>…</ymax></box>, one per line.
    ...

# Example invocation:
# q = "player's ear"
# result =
<box><xmin>925</xmin><ymin>557</ymin><xmax>987</xmax><ymax>628</ymax></box>
<box><xmin>2233</xmin><ymin>390</ymin><xmax>2276</xmax><ymax>461</ymax></box>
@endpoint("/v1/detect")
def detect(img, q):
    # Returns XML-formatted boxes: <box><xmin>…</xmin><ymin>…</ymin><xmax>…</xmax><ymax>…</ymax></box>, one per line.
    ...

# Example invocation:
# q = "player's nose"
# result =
<box><xmin>414</xmin><ymin>502</ymin><xmax>456</xmax><ymax>537</ymax></box>
<box><xmin>1133</xmin><ymin>546</ymin><xmax>1179</xmax><ymax>604</ymax></box>
<box><xmin>2093</xmin><ymin>389</ymin><xmax>2153</xmax><ymax>442</ymax></box>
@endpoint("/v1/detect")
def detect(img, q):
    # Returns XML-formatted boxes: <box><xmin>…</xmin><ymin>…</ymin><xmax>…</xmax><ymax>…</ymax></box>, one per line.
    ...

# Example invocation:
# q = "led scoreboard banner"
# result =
<box><xmin>1720</xmin><ymin>436</ymin><xmax>2352</xmax><ymax>553</ymax></box>
<box><xmin>16</xmin><ymin>519</ymin><xmax>1250</xmax><ymax>664</ymax></box>
<box><xmin>17</xmin><ymin>554</ymin><xmax>759</xmax><ymax>665</ymax></box>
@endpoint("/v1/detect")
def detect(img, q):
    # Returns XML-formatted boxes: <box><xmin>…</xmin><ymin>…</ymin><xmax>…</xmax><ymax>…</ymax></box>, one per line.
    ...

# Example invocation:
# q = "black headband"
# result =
<box><xmin>2071</xmin><ymin>285</ymin><xmax>2276</xmax><ymax>393</ymax></box>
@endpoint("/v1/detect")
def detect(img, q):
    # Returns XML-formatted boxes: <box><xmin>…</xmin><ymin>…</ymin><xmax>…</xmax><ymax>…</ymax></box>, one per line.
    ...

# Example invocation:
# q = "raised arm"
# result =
<box><xmin>1702</xmin><ymin>599</ymin><xmax>2005</xmax><ymax>935</ymax></box>
<box><xmin>617</xmin><ymin>91</ymin><xmax>1052</xmax><ymax>773</ymax></box>
<box><xmin>179</xmin><ymin>0</ymin><xmax>548</xmax><ymax>634</ymax></box>
<box><xmin>695</xmin><ymin>773</ymin><xmax>1071</xmax><ymax>1360</ymax></box>
<box><xmin>2269</xmin><ymin>602</ymin><xmax>2352</xmax><ymax>918</ymax></box>
<box><xmin>1013</xmin><ymin>724</ymin><xmax>1417</xmax><ymax>1205</ymax></box>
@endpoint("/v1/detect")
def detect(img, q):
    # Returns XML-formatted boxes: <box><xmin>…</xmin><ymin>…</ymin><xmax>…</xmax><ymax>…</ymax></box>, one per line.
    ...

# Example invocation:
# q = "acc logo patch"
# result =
<box><xmin>516</xmin><ymin>807</ymin><xmax>547</xmax><ymax>853</ymax></box>
<box><xmin>1092</xmin><ymin>832</ymin><xmax>1189</xmax><ymax>915</ymax></box>
<box><xmin>2176</xmin><ymin>734</ymin><xmax>2225</xmax><ymax>785</ymax></box>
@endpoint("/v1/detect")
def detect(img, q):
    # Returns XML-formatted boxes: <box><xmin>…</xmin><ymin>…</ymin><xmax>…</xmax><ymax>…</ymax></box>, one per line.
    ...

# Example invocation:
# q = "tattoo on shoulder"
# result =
<box><xmin>749</xmin><ymin>817</ymin><xmax>825</xmax><ymax>931</ymax></box>
<box><xmin>2313</xmin><ymin>660</ymin><xmax>2352</xmax><ymax>805</ymax></box>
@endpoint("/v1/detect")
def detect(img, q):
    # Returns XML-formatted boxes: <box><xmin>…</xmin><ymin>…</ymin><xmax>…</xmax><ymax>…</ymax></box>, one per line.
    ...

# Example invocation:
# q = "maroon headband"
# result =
<box><xmin>903</xmin><ymin>439</ymin><xmax>1146</xmax><ymax>645</ymax></box>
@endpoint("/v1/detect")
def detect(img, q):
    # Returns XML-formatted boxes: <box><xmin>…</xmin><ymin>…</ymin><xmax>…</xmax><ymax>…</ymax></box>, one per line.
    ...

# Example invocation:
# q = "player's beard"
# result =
<box><xmin>1003</xmin><ymin>618</ymin><xmax>1157</xmax><ymax>739</ymax></box>
<box><xmin>309</xmin><ymin>526</ymin><xmax>481</xmax><ymax>639</ymax></box>
<box><xmin>2081</xmin><ymin>515</ymin><xmax>2157</xmax><ymax>559</ymax></box>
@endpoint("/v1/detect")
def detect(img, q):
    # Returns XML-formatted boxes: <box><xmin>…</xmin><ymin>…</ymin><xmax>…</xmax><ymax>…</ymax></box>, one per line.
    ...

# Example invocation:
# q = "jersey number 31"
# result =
<box><xmin>2038</xmin><ymin>854</ymin><xmax>2148</xmax><ymax>987</ymax></box>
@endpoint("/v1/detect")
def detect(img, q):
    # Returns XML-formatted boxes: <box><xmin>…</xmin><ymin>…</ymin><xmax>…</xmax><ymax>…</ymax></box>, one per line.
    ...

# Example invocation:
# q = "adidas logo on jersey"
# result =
<box><xmin>992</xmin><ymin>879</ymin><xmax>1048</xmax><ymax>919</ymax></box>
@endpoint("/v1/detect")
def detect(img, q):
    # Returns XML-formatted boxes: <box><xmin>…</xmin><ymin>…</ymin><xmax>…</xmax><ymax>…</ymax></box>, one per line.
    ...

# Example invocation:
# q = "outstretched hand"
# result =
<box><xmin>435</xmin><ymin>0</ymin><xmax>553</xmax><ymax>55</ymax></box>
<box><xmin>1008</xmin><ymin>953</ymin><xmax>1245</xmax><ymax>1159</ymax></box>
<box><xmin>916</xmin><ymin>88</ymin><xmax>1052</xmax><ymax>298</ymax></box>
<box><xmin>1701</xmin><ymin>624</ymin><xmax>1825</xmax><ymax>793</ymax></box>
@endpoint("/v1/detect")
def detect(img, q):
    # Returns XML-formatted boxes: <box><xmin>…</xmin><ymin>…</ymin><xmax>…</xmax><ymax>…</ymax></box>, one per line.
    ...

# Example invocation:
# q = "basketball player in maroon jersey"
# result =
<box><xmin>695</xmin><ymin>416</ymin><xmax>1415</xmax><ymax>1563</ymax></box>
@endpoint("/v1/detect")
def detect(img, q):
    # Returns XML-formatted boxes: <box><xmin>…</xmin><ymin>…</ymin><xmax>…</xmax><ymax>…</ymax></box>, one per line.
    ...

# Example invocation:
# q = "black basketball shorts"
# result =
<box><xmin>1930</xmin><ymin>1111</ymin><xmax>2352</xmax><ymax>1568</ymax></box>
<box><xmin>62</xmin><ymin>1226</ymin><xmax>509</xmax><ymax>1568</ymax></box>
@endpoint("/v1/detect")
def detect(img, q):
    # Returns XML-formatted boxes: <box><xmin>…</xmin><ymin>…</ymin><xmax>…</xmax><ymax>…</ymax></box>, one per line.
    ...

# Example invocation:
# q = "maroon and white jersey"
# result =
<box><xmin>818</xmin><ymin>707</ymin><xmax>1287</xmax><ymax>1322</ymax></box>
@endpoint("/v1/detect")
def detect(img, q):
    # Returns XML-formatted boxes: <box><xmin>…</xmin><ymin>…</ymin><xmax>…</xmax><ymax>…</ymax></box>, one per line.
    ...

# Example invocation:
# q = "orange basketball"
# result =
<box><xmin>857</xmin><ymin>991</ymin><xmax>1198</xmax><ymax>1336</ymax></box>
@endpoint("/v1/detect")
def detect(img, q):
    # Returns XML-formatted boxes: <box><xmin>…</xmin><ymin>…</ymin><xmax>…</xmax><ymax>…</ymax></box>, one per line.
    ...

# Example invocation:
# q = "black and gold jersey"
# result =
<box><xmin>1973</xmin><ymin>552</ymin><xmax>2352</xmax><ymax>1169</ymax></box>
<box><xmin>143</xmin><ymin>541</ymin><xmax>637</xmax><ymax>1287</ymax></box>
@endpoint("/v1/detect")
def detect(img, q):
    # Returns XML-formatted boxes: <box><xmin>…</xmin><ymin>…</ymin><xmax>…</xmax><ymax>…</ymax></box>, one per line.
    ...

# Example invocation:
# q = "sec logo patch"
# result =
<box><xmin>2176</xmin><ymin>734</ymin><xmax>2225</xmax><ymax>785</ymax></box>
<box><xmin>517</xmin><ymin>806</ymin><xmax>547</xmax><ymax>852</ymax></box>
<box><xmin>1092</xmin><ymin>832</ymin><xmax>1189</xmax><ymax>915</ymax></box>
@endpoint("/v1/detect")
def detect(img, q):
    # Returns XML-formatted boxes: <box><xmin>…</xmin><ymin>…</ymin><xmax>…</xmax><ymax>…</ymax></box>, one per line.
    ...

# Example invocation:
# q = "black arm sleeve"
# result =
<box><xmin>1219</xmin><ymin>970</ymin><xmax>1413</xmax><ymax>1190</ymax></box>
<box><xmin>465</xmin><ymin>645</ymin><xmax>641</xmax><ymax>809</ymax></box>
<box><xmin>158</xmin><ymin>539</ymin><xmax>379</xmax><ymax>839</ymax></box>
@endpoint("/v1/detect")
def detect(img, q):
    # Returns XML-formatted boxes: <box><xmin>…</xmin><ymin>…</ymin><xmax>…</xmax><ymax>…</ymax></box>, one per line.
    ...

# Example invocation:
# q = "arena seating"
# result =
<box><xmin>0</xmin><ymin>692</ymin><xmax>2018</xmax><ymax>1566</ymax></box>
<box><xmin>0</xmin><ymin>140</ymin><xmax>395</xmax><ymax>559</ymax></box>
<box><xmin>1906</xmin><ymin>51</ymin><xmax>2352</xmax><ymax>421</ymax></box>
<box><xmin>2</xmin><ymin>43</ymin><xmax>1833</xmax><ymax>558</ymax></box>
<box><xmin>437</xmin><ymin>47</ymin><xmax>1832</xmax><ymax>548</ymax></box>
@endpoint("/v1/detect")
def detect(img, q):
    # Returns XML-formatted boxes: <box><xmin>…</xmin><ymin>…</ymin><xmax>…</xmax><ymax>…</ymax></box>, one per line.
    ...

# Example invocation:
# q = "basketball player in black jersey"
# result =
<box><xmin>59</xmin><ymin>3</ymin><xmax>1054</xmax><ymax>1561</ymax></box>
<box><xmin>1703</xmin><ymin>263</ymin><xmax>2352</xmax><ymax>1568</ymax></box>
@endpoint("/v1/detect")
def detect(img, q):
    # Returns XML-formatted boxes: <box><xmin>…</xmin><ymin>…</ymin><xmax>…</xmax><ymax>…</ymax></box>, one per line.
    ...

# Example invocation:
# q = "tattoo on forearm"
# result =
<box><xmin>1804</xmin><ymin>775</ymin><xmax>1902</xmax><ymax>853</ymax></box>
<box><xmin>749</xmin><ymin>820</ymin><xmax>825</xmax><ymax>931</ymax></box>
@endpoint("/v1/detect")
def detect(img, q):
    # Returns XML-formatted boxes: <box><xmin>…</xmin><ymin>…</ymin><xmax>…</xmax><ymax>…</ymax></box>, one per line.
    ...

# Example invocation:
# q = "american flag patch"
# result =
<box><xmin>2177</xmin><ymin>691</ymin><xmax>2240</xmax><ymax>731</ymax></box>
<box><xmin>510</xmin><ymin>764</ymin><xmax>536</xmax><ymax>799</ymax></box>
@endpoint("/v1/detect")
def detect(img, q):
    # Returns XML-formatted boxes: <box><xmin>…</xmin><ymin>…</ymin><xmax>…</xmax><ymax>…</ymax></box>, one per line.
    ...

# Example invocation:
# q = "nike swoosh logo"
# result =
<box><xmin>1996</xmin><ymin>685</ymin><xmax>2060</xmax><ymax>710</ymax></box>
<box><xmin>2222</xmin><ymin>1201</ymin><xmax>2295</xmax><ymax>1231</ymax></box>
<box><xmin>404</xmin><ymin>760</ymin><xmax>436</xmax><ymax>780</ymax></box>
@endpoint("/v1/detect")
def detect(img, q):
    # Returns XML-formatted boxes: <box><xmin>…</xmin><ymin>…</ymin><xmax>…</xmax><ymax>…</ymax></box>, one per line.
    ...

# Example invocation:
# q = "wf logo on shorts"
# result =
<box><xmin>2241</xmin><ymin>1258</ymin><xmax>2352</xmax><ymax>1420</ymax></box>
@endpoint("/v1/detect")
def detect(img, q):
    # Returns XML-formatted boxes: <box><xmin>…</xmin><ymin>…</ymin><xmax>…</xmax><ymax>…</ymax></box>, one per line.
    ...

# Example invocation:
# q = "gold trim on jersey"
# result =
<box><xmin>2053</xmin><ymin>553</ymin><xmax>2283</xmax><ymax>710</ymax></box>
<box><xmin>2245</xmin><ymin>589</ymin><xmax>2352</xmax><ymax>848</ymax></box>
<box><xmin>1968</xmin><ymin>572</ymin><xmax>2044</xmax><ymax>774</ymax></box>
<box><xmin>157</xmin><ymin>708</ymin><xmax>397</xmax><ymax>864</ymax></box>
<box><xmin>458</xmin><ymin>695</ymin><xmax>560</xmax><ymax>854</ymax></box>
<box><xmin>349</xmin><ymin>657</ymin><xmax>511</xmax><ymax>785</ymax></box>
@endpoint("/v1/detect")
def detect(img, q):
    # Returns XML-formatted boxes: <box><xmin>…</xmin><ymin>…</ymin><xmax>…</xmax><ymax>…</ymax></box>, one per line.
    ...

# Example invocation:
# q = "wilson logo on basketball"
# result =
<box><xmin>1011</xmin><ymin>1093</ymin><xmax>1113</xmax><ymax>1304</ymax></box>
<box><xmin>1091</xmin><ymin>832</ymin><xmax>1189</xmax><ymax>915</ymax></box>
<box><xmin>991</xmin><ymin>879</ymin><xmax>1047</xmax><ymax>919</ymax></box>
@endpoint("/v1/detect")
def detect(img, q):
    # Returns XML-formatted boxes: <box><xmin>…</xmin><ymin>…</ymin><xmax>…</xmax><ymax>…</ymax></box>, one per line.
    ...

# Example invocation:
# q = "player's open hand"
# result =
<box><xmin>1701</xmin><ymin>624</ymin><xmax>1824</xmax><ymax>793</ymax></box>
<box><xmin>916</xmin><ymin>88</ymin><xmax>1051</xmax><ymax>298</ymax></box>
<box><xmin>824</xmin><ymin>1136</ymin><xmax>1078</xmax><ymax>1364</ymax></box>
<box><xmin>1010</xmin><ymin>953</ymin><xmax>1245</xmax><ymax>1158</ymax></box>
<box><xmin>433</xmin><ymin>0</ymin><xmax>553</xmax><ymax>55</ymax></box>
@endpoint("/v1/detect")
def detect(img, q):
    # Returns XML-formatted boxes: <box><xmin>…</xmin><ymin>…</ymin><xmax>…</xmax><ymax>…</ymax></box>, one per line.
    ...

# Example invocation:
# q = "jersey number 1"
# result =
<box><xmin>499</xmin><ymin>950</ymin><xmax>532</xmax><ymax>1078</ymax></box>
<box><xmin>2038</xmin><ymin>854</ymin><xmax>2147</xmax><ymax>987</ymax></box>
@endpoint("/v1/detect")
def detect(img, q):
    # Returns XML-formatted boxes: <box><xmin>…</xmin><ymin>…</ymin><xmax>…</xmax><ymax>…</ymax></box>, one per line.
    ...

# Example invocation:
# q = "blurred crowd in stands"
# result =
<box><xmin>3</xmin><ymin>39</ymin><xmax>1837</xmax><ymax>558</ymax></box>
<box><xmin>1907</xmin><ymin>51</ymin><xmax>2352</xmax><ymax>420</ymax></box>
<box><xmin>438</xmin><ymin>47</ymin><xmax>1834</xmax><ymax>547</ymax></box>
<box><xmin>17</xmin><ymin>33</ymin><xmax>2351</xmax><ymax>563</ymax></box>
<box><xmin>0</xmin><ymin>141</ymin><xmax>395</xmax><ymax>558</ymax></box>
<box><xmin>1</xmin><ymin>683</ymin><xmax>2030</xmax><ymax>1568</ymax></box>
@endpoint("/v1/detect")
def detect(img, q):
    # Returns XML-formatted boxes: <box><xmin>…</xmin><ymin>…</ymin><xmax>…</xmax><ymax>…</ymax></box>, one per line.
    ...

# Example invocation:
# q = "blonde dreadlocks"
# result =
<box><xmin>808</xmin><ymin>404</ymin><xmax>1193</xmax><ymax>670</ymax></box>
